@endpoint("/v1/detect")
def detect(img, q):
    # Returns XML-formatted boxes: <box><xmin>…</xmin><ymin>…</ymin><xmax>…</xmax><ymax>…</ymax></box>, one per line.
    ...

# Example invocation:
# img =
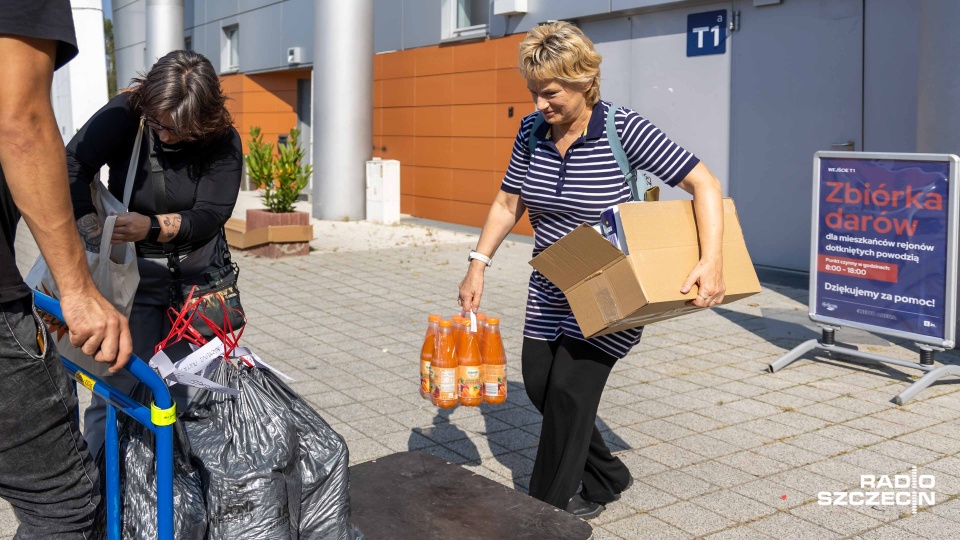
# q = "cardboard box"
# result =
<box><xmin>529</xmin><ymin>198</ymin><xmax>761</xmax><ymax>338</ymax></box>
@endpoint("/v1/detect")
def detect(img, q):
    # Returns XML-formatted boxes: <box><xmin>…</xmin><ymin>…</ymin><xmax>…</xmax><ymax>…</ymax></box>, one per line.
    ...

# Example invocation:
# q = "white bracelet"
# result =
<box><xmin>468</xmin><ymin>250</ymin><xmax>493</xmax><ymax>267</ymax></box>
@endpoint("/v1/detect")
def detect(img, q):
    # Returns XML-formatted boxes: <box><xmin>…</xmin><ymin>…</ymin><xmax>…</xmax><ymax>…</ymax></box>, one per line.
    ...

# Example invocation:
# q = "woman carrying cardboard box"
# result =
<box><xmin>457</xmin><ymin>21</ymin><xmax>726</xmax><ymax>519</ymax></box>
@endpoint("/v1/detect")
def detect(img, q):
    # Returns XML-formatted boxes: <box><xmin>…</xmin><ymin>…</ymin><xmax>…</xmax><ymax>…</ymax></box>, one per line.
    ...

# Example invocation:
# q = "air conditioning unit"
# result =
<box><xmin>287</xmin><ymin>47</ymin><xmax>302</xmax><ymax>65</ymax></box>
<box><xmin>493</xmin><ymin>0</ymin><xmax>528</xmax><ymax>15</ymax></box>
<box><xmin>366</xmin><ymin>159</ymin><xmax>400</xmax><ymax>224</ymax></box>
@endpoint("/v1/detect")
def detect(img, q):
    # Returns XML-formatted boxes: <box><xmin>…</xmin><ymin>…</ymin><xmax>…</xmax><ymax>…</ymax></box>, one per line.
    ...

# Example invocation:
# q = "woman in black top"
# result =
<box><xmin>67</xmin><ymin>50</ymin><xmax>243</xmax><ymax>454</ymax></box>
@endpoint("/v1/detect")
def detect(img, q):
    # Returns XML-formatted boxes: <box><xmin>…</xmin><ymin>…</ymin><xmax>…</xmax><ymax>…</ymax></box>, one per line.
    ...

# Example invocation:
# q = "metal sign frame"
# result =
<box><xmin>809</xmin><ymin>151</ymin><xmax>960</xmax><ymax>348</ymax></box>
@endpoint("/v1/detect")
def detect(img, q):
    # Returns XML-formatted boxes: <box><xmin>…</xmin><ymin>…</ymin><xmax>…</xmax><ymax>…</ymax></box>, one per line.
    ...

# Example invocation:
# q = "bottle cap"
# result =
<box><xmin>439</xmin><ymin>320</ymin><xmax>453</xmax><ymax>328</ymax></box>
<box><xmin>487</xmin><ymin>317</ymin><xmax>500</xmax><ymax>325</ymax></box>
<box><xmin>428</xmin><ymin>314</ymin><xmax>441</xmax><ymax>322</ymax></box>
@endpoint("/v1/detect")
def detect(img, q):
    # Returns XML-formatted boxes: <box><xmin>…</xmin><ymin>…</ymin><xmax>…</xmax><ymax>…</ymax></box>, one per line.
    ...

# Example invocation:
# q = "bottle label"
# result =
<box><xmin>458</xmin><ymin>365</ymin><xmax>482</xmax><ymax>399</ymax></box>
<box><xmin>483</xmin><ymin>364</ymin><xmax>507</xmax><ymax>397</ymax></box>
<box><xmin>432</xmin><ymin>367</ymin><xmax>457</xmax><ymax>400</ymax></box>
<box><xmin>420</xmin><ymin>360</ymin><xmax>431</xmax><ymax>394</ymax></box>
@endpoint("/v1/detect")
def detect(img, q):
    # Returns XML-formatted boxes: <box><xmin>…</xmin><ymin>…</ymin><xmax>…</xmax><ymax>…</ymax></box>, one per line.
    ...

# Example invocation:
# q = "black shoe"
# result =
<box><xmin>611</xmin><ymin>476</ymin><xmax>634</xmax><ymax>502</ymax></box>
<box><xmin>566</xmin><ymin>493</ymin><xmax>605</xmax><ymax>520</ymax></box>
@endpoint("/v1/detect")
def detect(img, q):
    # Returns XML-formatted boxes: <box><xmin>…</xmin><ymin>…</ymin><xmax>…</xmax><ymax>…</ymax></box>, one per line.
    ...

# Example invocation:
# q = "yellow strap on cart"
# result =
<box><xmin>74</xmin><ymin>372</ymin><xmax>96</xmax><ymax>392</ymax></box>
<box><xmin>151</xmin><ymin>402</ymin><xmax>177</xmax><ymax>426</ymax></box>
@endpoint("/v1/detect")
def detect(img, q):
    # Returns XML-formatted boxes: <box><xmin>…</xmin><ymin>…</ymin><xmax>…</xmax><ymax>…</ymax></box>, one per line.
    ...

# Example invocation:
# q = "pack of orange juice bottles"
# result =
<box><xmin>419</xmin><ymin>314</ymin><xmax>441</xmax><ymax>400</ymax></box>
<box><xmin>419</xmin><ymin>312</ymin><xmax>507</xmax><ymax>408</ymax></box>
<box><xmin>431</xmin><ymin>320</ymin><xmax>459</xmax><ymax>408</ymax></box>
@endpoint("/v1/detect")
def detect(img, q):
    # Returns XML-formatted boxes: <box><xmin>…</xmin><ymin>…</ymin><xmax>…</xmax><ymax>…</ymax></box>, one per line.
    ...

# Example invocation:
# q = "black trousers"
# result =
<box><xmin>522</xmin><ymin>336</ymin><xmax>632</xmax><ymax>508</ymax></box>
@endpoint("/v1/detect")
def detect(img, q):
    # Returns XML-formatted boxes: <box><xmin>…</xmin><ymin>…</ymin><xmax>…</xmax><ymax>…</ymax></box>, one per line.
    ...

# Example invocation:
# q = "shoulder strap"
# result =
<box><xmin>527</xmin><ymin>113</ymin><xmax>546</xmax><ymax>156</ymax></box>
<box><xmin>122</xmin><ymin>118</ymin><xmax>145</xmax><ymax>209</ymax></box>
<box><xmin>605</xmin><ymin>103</ymin><xmax>642</xmax><ymax>202</ymax></box>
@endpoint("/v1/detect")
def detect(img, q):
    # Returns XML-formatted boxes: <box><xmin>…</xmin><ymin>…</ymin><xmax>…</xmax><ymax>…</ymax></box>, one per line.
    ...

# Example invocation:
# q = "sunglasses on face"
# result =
<box><xmin>143</xmin><ymin>116</ymin><xmax>174</xmax><ymax>132</ymax></box>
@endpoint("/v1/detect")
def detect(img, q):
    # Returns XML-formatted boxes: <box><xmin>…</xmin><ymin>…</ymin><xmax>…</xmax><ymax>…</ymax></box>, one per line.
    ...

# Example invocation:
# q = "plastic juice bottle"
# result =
<box><xmin>457</xmin><ymin>321</ymin><xmax>483</xmax><ymax>407</ymax></box>
<box><xmin>476</xmin><ymin>312</ymin><xmax>487</xmax><ymax>346</ymax></box>
<box><xmin>481</xmin><ymin>318</ymin><xmax>507</xmax><ymax>404</ymax></box>
<box><xmin>431</xmin><ymin>320</ymin><xmax>459</xmax><ymax>409</ymax></box>
<box><xmin>419</xmin><ymin>314</ymin><xmax>441</xmax><ymax>400</ymax></box>
<box><xmin>452</xmin><ymin>315</ymin><xmax>464</xmax><ymax>341</ymax></box>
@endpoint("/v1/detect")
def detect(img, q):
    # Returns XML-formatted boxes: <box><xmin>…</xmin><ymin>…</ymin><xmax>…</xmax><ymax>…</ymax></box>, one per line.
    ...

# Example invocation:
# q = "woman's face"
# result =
<box><xmin>145</xmin><ymin>111</ymin><xmax>182</xmax><ymax>145</ymax></box>
<box><xmin>527</xmin><ymin>79</ymin><xmax>591</xmax><ymax>126</ymax></box>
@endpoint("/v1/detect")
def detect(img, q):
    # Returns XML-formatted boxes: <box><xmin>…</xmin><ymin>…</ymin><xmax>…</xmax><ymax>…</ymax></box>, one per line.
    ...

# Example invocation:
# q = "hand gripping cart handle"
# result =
<box><xmin>34</xmin><ymin>291</ymin><xmax>175</xmax><ymax>540</ymax></box>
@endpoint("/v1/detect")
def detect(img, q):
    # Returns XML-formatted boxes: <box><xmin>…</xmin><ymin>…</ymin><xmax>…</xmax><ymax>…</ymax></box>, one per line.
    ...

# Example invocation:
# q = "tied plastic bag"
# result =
<box><xmin>102</xmin><ymin>350</ymin><xmax>362</xmax><ymax>539</ymax></box>
<box><xmin>185</xmin><ymin>358</ymin><xmax>363</xmax><ymax>539</ymax></box>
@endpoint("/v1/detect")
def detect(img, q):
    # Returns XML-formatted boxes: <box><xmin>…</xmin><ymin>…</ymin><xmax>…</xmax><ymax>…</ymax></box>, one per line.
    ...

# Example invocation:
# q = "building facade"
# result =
<box><xmin>112</xmin><ymin>0</ymin><xmax>960</xmax><ymax>272</ymax></box>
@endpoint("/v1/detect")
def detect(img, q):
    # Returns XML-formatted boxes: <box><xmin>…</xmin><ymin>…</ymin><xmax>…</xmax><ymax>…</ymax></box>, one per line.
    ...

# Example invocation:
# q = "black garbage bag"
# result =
<box><xmin>91</xmin><ymin>384</ymin><xmax>208</xmax><ymax>540</ymax></box>
<box><xmin>93</xmin><ymin>345</ymin><xmax>362</xmax><ymax>539</ymax></box>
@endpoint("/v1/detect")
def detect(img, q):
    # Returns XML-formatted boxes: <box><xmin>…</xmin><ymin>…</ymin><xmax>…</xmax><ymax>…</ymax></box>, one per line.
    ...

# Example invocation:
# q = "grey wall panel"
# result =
<box><xmin>729</xmin><ymin>0</ymin><xmax>863</xmax><ymax>271</ymax></box>
<box><xmin>282</xmin><ymin>0</ymin><xmax>316</xmax><ymax>65</ymax></box>
<box><xmin>184</xmin><ymin>0</ymin><xmax>195</xmax><ymax>29</ymax></box>
<box><xmin>115</xmin><ymin>44</ymin><xmax>146</xmax><ymax>88</ymax></box>
<box><xmin>240</xmin><ymin>0</ymin><xmax>281</xmax><ymax>14</ymax></box>
<box><xmin>374</xmin><ymin>0</ymin><xmax>404</xmax><ymax>52</ymax></box>
<box><xmin>916</xmin><ymin>0</ymin><xmax>960</xmax><ymax>154</ymax></box>
<box><xmin>191</xmin><ymin>0</ymin><xmax>206</xmax><ymax>27</ymax></box>
<box><xmin>402</xmin><ymin>0</ymin><xmax>442</xmax><ymax>49</ymax></box>
<box><xmin>629</xmin><ymin>4</ymin><xmax>731</xmax><ymax>201</ymax></box>
<box><xmin>863</xmin><ymin>0</ymin><xmax>919</xmax><ymax>152</ymax></box>
<box><xmin>198</xmin><ymin>22</ymin><xmax>225</xmax><ymax>72</ymax></box>
<box><xmin>207</xmin><ymin>0</ymin><xmax>241</xmax><ymax>23</ymax></box>
<box><xmin>238</xmin><ymin>4</ymin><xmax>284</xmax><ymax>72</ymax></box>
<box><xmin>579</xmin><ymin>17</ymin><xmax>632</xmax><ymax>108</ymax></box>
<box><xmin>114</xmin><ymin>0</ymin><xmax>146</xmax><ymax>50</ymax></box>
<box><xmin>612</xmin><ymin>0</ymin><xmax>687</xmax><ymax>11</ymax></box>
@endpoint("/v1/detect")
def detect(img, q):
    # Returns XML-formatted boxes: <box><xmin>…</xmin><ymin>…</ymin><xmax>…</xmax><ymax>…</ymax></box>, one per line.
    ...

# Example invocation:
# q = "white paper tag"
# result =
<box><xmin>468</xmin><ymin>311</ymin><xmax>477</xmax><ymax>333</ymax></box>
<box><xmin>148</xmin><ymin>339</ymin><xmax>238</xmax><ymax>395</ymax></box>
<box><xmin>231</xmin><ymin>346</ymin><xmax>295</xmax><ymax>381</ymax></box>
<box><xmin>175</xmin><ymin>338</ymin><xmax>225</xmax><ymax>375</ymax></box>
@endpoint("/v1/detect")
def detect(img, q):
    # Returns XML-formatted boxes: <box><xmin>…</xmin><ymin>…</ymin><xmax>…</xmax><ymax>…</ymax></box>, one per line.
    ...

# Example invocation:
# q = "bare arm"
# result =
<box><xmin>458</xmin><ymin>190</ymin><xmax>526</xmax><ymax>312</ymax></box>
<box><xmin>109</xmin><ymin>211</ymin><xmax>181</xmax><ymax>244</ymax></box>
<box><xmin>0</xmin><ymin>36</ymin><xmax>131</xmax><ymax>370</ymax></box>
<box><xmin>676</xmin><ymin>161</ymin><xmax>725</xmax><ymax>307</ymax></box>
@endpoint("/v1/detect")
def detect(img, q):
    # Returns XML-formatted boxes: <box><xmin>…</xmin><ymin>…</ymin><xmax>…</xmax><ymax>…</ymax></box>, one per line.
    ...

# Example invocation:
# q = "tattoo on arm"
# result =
<box><xmin>158</xmin><ymin>213</ymin><xmax>181</xmax><ymax>242</ymax></box>
<box><xmin>76</xmin><ymin>213</ymin><xmax>102</xmax><ymax>253</ymax></box>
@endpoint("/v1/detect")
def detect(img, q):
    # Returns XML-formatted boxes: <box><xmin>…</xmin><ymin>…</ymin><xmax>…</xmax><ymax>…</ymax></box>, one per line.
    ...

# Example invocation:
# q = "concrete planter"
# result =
<box><xmin>224</xmin><ymin>209</ymin><xmax>313</xmax><ymax>258</ymax></box>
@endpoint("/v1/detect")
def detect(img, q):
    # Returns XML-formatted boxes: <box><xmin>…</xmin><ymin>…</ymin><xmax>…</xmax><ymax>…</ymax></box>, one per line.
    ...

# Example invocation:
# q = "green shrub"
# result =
<box><xmin>245</xmin><ymin>126</ymin><xmax>313</xmax><ymax>214</ymax></box>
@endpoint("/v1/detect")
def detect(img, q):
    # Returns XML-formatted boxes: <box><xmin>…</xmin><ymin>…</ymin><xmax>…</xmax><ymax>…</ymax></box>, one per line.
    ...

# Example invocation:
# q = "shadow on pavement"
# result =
<box><xmin>406</xmin><ymin>380</ymin><xmax>632</xmax><ymax>494</ymax></box>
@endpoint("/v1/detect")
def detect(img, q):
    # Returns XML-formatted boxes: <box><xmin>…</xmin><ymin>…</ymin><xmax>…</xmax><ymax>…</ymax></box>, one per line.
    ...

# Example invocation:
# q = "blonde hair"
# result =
<box><xmin>518</xmin><ymin>21</ymin><xmax>602</xmax><ymax>106</ymax></box>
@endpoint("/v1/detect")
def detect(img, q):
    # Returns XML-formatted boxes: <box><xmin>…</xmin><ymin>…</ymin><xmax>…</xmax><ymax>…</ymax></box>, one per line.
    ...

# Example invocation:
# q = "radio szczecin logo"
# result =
<box><xmin>818</xmin><ymin>467</ymin><xmax>935</xmax><ymax>514</ymax></box>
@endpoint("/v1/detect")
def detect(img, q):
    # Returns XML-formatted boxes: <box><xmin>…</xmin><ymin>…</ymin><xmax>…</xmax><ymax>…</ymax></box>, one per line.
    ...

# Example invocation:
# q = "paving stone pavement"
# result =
<box><xmin>4</xmin><ymin>204</ymin><xmax>960</xmax><ymax>539</ymax></box>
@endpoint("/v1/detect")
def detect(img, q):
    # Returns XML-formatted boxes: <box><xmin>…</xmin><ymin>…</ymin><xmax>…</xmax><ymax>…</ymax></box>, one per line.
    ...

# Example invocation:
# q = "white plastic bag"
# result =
<box><xmin>25</xmin><ymin>120</ymin><xmax>144</xmax><ymax>378</ymax></box>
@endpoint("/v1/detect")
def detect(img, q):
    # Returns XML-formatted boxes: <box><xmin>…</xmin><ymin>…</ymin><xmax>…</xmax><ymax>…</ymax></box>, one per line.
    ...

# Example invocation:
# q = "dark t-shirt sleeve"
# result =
<box><xmin>66</xmin><ymin>93</ymin><xmax>140</xmax><ymax>218</ymax></box>
<box><xmin>0</xmin><ymin>0</ymin><xmax>78</xmax><ymax>70</ymax></box>
<box><xmin>175</xmin><ymin>129</ymin><xmax>243</xmax><ymax>244</ymax></box>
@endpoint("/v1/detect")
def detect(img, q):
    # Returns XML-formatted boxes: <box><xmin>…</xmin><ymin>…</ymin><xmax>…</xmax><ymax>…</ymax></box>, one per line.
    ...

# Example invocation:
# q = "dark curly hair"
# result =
<box><xmin>128</xmin><ymin>50</ymin><xmax>233</xmax><ymax>143</ymax></box>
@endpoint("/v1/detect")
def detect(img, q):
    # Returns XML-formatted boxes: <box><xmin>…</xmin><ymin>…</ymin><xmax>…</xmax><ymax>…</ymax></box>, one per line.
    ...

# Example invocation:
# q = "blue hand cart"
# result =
<box><xmin>34</xmin><ymin>291</ymin><xmax>175</xmax><ymax>540</ymax></box>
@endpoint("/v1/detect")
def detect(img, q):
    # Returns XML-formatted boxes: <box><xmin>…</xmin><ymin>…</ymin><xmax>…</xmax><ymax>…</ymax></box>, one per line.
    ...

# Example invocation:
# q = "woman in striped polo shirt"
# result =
<box><xmin>457</xmin><ymin>21</ymin><xmax>727</xmax><ymax>519</ymax></box>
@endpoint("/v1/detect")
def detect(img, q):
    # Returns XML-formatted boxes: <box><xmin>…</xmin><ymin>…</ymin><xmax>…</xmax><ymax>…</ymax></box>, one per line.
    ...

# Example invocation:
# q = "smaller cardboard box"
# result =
<box><xmin>529</xmin><ymin>198</ymin><xmax>761</xmax><ymax>338</ymax></box>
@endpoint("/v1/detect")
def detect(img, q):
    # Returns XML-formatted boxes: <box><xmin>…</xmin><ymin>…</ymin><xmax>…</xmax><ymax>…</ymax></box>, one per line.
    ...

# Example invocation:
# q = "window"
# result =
<box><xmin>442</xmin><ymin>0</ymin><xmax>488</xmax><ymax>41</ymax></box>
<box><xmin>221</xmin><ymin>25</ymin><xmax>239</xmax><ymax>72</ymax></box>
<box><xmin>184</xmin><ymin>36</ymin><xmax>192</xmax><ymax>51</ymax></box>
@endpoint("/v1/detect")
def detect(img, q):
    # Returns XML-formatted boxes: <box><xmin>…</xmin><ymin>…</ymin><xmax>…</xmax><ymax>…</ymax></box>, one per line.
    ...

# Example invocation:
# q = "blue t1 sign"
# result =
<box><xmin>813</xmin><ymin>157</ymin><xmax>952</xmax><ymax>341</ymax></box>
<box><xmin>687</xmin><ymin>10</ymin><xmax>726</xmax><ymax>57</ymax></box>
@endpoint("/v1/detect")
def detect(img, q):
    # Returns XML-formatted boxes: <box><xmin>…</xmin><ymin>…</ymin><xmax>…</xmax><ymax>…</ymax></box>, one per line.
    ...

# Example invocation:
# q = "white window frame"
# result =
<box><xmin>221</xmin><ymin>24</ymin><xmax>239</xmax><ymax>73</ymax></box>
<box><xmin>442</xmin><ymin>0</ymin><xmax>488</xmax><ymax>41</ymax></box>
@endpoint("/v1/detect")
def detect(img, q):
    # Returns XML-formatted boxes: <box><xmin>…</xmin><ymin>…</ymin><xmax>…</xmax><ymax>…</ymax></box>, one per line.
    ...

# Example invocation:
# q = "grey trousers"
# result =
<box><xmin>0</xmin><ymin>296</ymin><xmax>100</xmax><ymax>539</ymax></box>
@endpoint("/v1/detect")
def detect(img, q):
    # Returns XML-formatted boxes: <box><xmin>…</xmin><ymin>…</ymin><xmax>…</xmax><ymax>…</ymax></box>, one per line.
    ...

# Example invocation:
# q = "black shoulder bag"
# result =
<box><xmin>149</xmin><ymin>139</ymin><xmax>245</xmax><ymax>340</ymax></box>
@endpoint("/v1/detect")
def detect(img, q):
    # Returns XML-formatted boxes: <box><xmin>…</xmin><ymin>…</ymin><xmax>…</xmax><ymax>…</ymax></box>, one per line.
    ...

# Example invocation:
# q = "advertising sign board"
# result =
<box><xmin>811</xmin><ymin>153</ymin><xmax>960</xmax><ymax>347</ymax></box>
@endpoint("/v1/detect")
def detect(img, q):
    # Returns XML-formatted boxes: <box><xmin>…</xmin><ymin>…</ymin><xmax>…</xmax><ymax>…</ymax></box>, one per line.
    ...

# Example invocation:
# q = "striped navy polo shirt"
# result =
<box><xmin>501</xmin><ymin>100</ymin><xmax>700</xmax><ymax>359</ymax></box>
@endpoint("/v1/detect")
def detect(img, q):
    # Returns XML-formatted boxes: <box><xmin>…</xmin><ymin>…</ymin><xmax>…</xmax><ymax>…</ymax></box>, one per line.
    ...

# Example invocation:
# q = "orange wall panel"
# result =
<box><xmin>452</xmin><ymin>71</ymin><xmax>496</xmax><ymax>105</ymax></box>
<box><xmin>416</xmin><ymin>137</ymin><xmax>452</xmax><ymax>169</ymax></box>
<box><xmin>415</xmin><ymin>166</ymin><xmax>453</xmax><ymax>199</ymax></box>
<box><xmin>380</xmin><ymin>49</ymin><xmax>416</xmax><ymax>80</ymax></box>
<box><xmin>452</xmin><ymin>40</ymin><xmax>497</xmax><ymax>73</ymax></box>
<box><xmin>416</xmin><ymin>45</ymin><xmax>454</xmax><ymax>76</ymax></box>
<box><xmin>382</xmin><ymin>107</ymin><xmax>417</xmax><ymax>137</ymax></box>
<box><xmin>452</xmin><ymin>104</ymin><xmax>496</xmax><ymax>138</ymax></box>
<box><xmin>415</xmin><ymin>74</ymin><xmax>453</xmax><ymax>106</ymax></box>
<box><xmin>382</xmin><ymin>77</ymin><xmax>416</xmax><ymax>108</ymax></box>
<box><xmin>415</xmin><ymin>106</ymin><xmax>453</xmax><ymax>137</ymax></box>
<box><xmin>452</xmin><ymin>137</ymin><xmax>496</xmax><ymax>171</ymax></box>
<box><xmin>368</xmin><ymin>35</ymin><xmax>534</xmax><ymax>235</ymax></box>
<box><xmin>453</xmin><ymin>169</ymin><xmax>500</xmax><ymax>205</ymax></box>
